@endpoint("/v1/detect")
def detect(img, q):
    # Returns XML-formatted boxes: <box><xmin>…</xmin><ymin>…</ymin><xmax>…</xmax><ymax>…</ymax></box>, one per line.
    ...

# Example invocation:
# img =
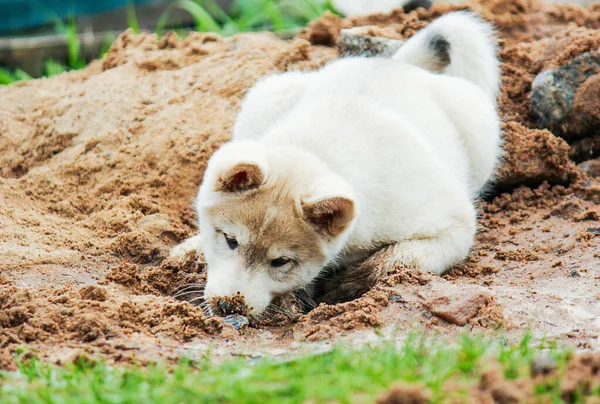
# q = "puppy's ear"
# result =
<box><xmin>302</xmin><ymin>196</ymin><xmax>355</xmax><ymax>237</ymax></box>
<box><xmin>216</xmin><ymin>162</ymin><xmax>266</xmax><ymax>192</ymax></box>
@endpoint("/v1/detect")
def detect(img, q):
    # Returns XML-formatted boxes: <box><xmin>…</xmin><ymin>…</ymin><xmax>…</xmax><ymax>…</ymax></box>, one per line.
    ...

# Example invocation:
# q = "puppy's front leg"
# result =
<box><xmin>170</xmin><ymin>234</ymin><xmax>204</xmax><ymax>261</ymax></box>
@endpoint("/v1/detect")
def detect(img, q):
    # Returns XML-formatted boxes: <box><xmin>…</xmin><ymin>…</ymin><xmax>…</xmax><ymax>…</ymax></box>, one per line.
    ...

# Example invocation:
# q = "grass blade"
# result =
<box><xmin>126</xmin><ymin>1</ymin><xmax>141</xmax><ymax>33</ymax></box>
<box><xmin>156</xmin><ymin>0</ymin><xmax>222</xmax><ymax>36</ymax></box>
<box><xmin>0</xmin><ymin>67</ymin><xmax>19</xmax><ymax>85</ymax></box>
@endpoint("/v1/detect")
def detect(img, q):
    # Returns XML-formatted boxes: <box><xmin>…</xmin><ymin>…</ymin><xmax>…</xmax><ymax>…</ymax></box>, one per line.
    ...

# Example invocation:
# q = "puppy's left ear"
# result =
<box><xmin>216</xmin><ymin>161</ymin><xmax>266</xmax><ymax>193</ymax></box>
<box><xmin>302</xmin><ymin>196</ymin><xmax>355</xmax><ymax>237</ymax></box>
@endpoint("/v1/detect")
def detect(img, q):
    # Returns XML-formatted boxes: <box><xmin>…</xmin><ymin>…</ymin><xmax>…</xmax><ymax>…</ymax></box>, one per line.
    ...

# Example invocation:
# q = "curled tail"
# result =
<box><xmin>392</xmin><ymin>11</ymin><xmax>500</xmax><ymax>102</ymax></box>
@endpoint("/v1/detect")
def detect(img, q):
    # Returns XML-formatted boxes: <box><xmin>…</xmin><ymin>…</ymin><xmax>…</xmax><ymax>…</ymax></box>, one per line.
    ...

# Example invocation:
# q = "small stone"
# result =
<box><xmin>338</xmin><ymin>26</ymin><xmax>404</xmax><ymax>58</ymax></box>
<box><xmin>222</xmin><ymin>314</ymin><xmax>249</xmax><ymax>331</ymax></box>
<box><xmin>570</xmin><ymin>270</ymin><xmax>581</xmax><ymax>278</ymax></box>
<box><xmin>531</xmin><ymin>355</ymin><xmax>557</xmax><ymax>376</ymax></box>
<box><xmin>588</xmin><ymin>227</ymin><xmax>600</xmax><ymax>235</ymax></box>
<box><xmin>578</xmin><ymin>157</ymin><xmax>600</xmax><ymax>177</ymax></box>
<box><xmin>531</xmin><ymin>50</ymin><xmax>600</xmax><ymax>140</ymax></box>
<box><xmin>388</xmin><ymin>292</ymin><xmax>406</xmax><ymax>304</ymax></box>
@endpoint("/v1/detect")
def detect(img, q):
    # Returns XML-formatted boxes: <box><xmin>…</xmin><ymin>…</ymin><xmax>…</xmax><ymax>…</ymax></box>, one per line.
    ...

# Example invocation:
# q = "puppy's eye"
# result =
<box><xmin>224</xmin><ymin>234</ymin><xmax>238</xmax><ymax>250</ymax></box>
<box><xmin>271</xmin><ymin>257</ymin><xmax>290</xmax><ymax>268</ymax></box>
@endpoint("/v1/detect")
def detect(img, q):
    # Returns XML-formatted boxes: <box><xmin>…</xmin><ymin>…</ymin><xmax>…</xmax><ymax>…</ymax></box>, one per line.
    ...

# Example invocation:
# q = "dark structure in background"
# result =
<box><xmin>0</xmin><ymin>0</ymin><xmax>231</xmax><ymax>76</ymax></box>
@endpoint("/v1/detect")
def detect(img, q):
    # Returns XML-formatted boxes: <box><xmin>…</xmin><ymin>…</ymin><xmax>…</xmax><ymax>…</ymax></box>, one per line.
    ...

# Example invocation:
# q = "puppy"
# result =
<box><xmin>172</xmin><ymin>12</ymin><xmax>502</xmax><ymax>315</ymax></box>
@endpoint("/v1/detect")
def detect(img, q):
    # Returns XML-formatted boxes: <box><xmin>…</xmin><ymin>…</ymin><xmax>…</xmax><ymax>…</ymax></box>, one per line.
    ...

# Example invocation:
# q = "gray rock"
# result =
<box><xmin>337</xmin><ymin>26</ymin><xmax>404</xmax><ymax>58</ymax></box>
<box><xmin>578</xmin><ymin>157</ymin><xmax>600</xmax><ymax>178</ymax></box>
<box><xmin>570</xmin><ymin>135</ymin><xmax>600</xmax><ymax>164</ymax></box>
<box><xmin>531</xmin><ymin>355</ymin><xmax>557</xmax><ymax>376</ymax></box>
<box><xmin>531</xmin><ymin>50</ymin><xmax>600</xmax><ymax>140</ymax></box>
<box><xmin>223</xmin><ymin>314</ymin><xmax>249</xmax><ymax>330</ymax></box>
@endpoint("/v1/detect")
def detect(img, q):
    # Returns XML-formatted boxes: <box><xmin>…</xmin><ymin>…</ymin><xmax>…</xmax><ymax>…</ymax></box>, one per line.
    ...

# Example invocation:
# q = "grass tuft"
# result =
<box><xmin>1</xmin><ymin>333</ymin><xmax>593</xmax><ymax>403</ymax></box>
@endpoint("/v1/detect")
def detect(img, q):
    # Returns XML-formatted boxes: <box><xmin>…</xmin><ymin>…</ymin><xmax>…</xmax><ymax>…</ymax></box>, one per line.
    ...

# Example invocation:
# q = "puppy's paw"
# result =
<box><xmin>170</xmin><ymin>234</ymin><xmax>203</xmax><ymax>262</ymax></box>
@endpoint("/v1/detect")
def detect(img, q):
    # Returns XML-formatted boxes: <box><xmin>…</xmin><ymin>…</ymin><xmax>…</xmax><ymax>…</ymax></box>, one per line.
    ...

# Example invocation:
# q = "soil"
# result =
<box><xmin>1</xmin><ymin>0</ymin><xmax>599</xmax><ymax>376</ymax></box>
<box><xmin>377</xmin><ymin>352</ymin><xmax>600</xmax><ymax>402</ymax></box>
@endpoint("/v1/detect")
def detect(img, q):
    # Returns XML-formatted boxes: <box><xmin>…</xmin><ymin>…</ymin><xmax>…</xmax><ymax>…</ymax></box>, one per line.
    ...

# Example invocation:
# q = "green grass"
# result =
<box><xmin>1</xmin><ymin>333</ymin><xmax>595</xmax><ymax>403</ymax></box>
<box><xmin>0</xmin><ymin>67</ymin><xmax>31</xmax><ymax>84</ymax></box>
<box><xmin>0</xmin><ymin>0</ymin><xmax>338</xmax><ymax>85</ymax></box>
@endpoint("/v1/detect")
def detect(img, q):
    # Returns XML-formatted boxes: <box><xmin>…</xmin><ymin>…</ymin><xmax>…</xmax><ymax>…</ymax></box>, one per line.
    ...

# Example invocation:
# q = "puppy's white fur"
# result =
<box><xmin>173</xmin><ymin>12</ymin><xmax>502</xmax><ymax>315</ymax></box>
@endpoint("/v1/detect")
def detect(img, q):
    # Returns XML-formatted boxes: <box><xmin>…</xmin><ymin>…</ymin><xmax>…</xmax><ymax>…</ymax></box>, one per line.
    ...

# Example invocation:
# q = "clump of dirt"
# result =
<box><xmin>377</xmin><ymin>383</ymin><xmax>432</xmax><ymax>404</ymax></box>
<box><xmin>376</xmin><ymin>353</ymin><xmax>600</xmax><ymax>403</ymax></box>
<box><xmin>104</xmin><ymin>254</ymin><xmax>206</xmax><ymax>296</ymax></box>
<box><xmin>424</xmin><ymin>290</ymin><xmax>492</xmax><ymax>326</ymax></box>
<box><xmin>79</xmin><ymin>285</ymin><xmax>108</xmax><ymax>302</ymax></box>
<box><xmin>252</xmin><ymin>293</ymin><xmax>306</xmax><ymax>327</ymax></box>
<box><xmin>496</xmin><ymin>122</ymin><xmax>581</xmax><ymax>189</ymax></box>
<box><xmin>1</xmin><ymin>0</ymin><xmax>600</xmax><ymax>374</ymax></box>
<box><xmin>494</xmin><ymin>248</ymin><xmax>540</xmax><ymax>262</ymax></box>
<box><xmin>302</xmin><ymin>289</ymin><xmax>389</xmax><ymax>340</ymax></box>
<box><xmin>211</xmin><ymin>293</ymin><xmax>248</xmax><ymax>316</ymax></box>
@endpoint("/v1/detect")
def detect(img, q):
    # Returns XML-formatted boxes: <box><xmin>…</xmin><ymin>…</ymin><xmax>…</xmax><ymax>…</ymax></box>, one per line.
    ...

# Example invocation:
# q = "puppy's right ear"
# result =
<box><xmin>216</xmin><ymin>161</ymin><xmax>266</xmax><ymax>193</ymax></box>
<box><xmin>302</xmin><ymin>196</ymin><xmax>355</xmax><ymax>237</ymax></box>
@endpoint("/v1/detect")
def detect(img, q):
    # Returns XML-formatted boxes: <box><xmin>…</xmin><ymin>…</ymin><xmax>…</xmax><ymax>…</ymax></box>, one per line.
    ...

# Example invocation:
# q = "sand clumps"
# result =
<box><xmin>375</xmin><ymin>353</ymin><xmax>600</xmax><ymax>403</ymax></box>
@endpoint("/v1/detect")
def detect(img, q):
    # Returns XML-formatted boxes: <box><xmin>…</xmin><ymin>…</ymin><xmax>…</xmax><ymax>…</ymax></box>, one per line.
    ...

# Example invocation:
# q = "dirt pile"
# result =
<box><xmin>377</xmin><ymin>352</ymin><xmax>600</xmax><ymax>403</ymax></box>
<box><xmin>1</xmin><ymin>0</ymin><xmax>600</xmax><ymax>370</ymax></box>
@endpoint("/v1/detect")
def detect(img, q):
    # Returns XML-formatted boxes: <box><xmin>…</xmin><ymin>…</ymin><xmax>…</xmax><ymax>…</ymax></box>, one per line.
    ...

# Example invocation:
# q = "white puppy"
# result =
<box><xmin>172</xmin><ymin>12</ymin><xmax>502</xmax><ymax>315</ymax></box>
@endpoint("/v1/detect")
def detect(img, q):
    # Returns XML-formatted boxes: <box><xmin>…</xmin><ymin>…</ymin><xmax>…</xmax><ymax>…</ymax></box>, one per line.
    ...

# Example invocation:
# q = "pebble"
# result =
<box><xmin>531</xmin><ymin>50</ymin><xmax>600</xmax><ymax>140</ymax></box>
<box><xmin>223</xmin><ymin>314</ymin><xmax>249</xmax><ymax>330</ymax></box>
<box><xmin>337</xmin><ymin>26</ymin><xmax>404</xmax><ymax>57</ymax></box>
<box><xmin>578</xmin><ymin>157</ymin><xmax>600</xmax><ymax>177</ymax></box>
<box><xmin>531</xmin><ymin>355</ymin><xmax>557</xmax><ymax>376</ymax></box>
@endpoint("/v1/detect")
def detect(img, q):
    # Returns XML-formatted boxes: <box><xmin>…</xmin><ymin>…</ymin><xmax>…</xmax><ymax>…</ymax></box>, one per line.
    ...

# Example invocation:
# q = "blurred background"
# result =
<box><xmin>0</xmin><ymin>0</ymin><xmax>596</xmax><ymax>84</ymax></box>
<box><xmin>0</xmin><ymin>0</ymin><xmax>340</xmax><ymax>83</ymax></box>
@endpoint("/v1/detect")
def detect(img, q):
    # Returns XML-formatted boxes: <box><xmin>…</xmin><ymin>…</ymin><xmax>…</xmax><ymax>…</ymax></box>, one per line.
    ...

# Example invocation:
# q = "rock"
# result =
<box><xmin>531</xmin><ymin>355</ymin><xmax>558</xmax><ymax>376</ymax></box>
<box><xmin>337</xmin><ymin>26</ymin><xmax>404</xmax><ymax>57</ymax></box>
<box><xmin>222</xmin><ymin>314</ymin><xmax>249</xmax><ymax>330</ymax></box>
<box><xmin>588</xmin><ymin>227</ymin><xmax>600</xmax><ymax>235</ymax></box>
<box><xmin>570</xmin><ymin>135</ymin><xmax>600</xmax><ymax>164</ymax></box>
<box><xmin>531</xmin><ymin>50</ymin><xmax>600</xmax><ymax>140</ymax></box>
<box><xmin>388</xmin><ymin>292</ymin><xmax>406</xmax><ymax>304</ymax></box>
<box><xmin>424</xmin><ymin>289</ymin><xmax>491</xmax><ymax>326</ymax></box>
<box><xmin>578</xmin><ymin>157</ymin><xmax>600</xmax><ymax>178</ymax></box>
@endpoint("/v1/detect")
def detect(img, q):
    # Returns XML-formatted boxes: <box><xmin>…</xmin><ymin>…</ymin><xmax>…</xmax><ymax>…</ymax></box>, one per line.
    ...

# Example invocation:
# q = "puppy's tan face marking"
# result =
<box><xmin>208</xmin><ymin>183</ymin><xmax>327</xmax><ymax>282</ymax></box>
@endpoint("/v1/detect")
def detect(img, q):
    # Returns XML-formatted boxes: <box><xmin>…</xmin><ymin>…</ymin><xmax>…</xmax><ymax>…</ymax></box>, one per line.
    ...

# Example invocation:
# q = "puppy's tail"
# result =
<box><xmin>392</xmin><ymin>11</ymin><xmax>500</xmax><ymax>102</ymax></box>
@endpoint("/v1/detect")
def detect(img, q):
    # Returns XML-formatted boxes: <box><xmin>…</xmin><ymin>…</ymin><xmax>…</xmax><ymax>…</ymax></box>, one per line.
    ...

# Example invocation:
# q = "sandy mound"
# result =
<box><xmin>1</xmin><ymin>0</ymin><xmax>600</xmax><ymax>370</ymax></box>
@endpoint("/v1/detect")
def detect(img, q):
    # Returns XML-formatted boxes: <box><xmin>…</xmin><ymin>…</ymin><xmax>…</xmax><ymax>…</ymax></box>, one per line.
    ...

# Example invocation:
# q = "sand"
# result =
<box><xmin>1</xmin><ymin>0</ymin><xmax>600</xmax><ymax>371</ymax></box>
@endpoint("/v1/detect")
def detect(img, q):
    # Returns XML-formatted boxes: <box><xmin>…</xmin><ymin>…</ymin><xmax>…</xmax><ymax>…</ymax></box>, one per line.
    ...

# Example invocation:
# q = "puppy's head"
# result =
<box><xmin>196</xmin><ymin>141</ymin><xmax>356</xmax><ymax>315</ymax></box>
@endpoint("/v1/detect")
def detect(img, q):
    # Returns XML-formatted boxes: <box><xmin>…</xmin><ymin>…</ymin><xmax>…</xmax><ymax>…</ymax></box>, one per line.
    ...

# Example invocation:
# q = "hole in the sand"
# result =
<box><xmin>482</xmin><ymin>178</ymin><xmax>571</xmax><ymax>202</ymax></box>
<box><xmin>171</xmin><ymin>281</ymin><xmax>330</xmax><ymax>328</ymax></box>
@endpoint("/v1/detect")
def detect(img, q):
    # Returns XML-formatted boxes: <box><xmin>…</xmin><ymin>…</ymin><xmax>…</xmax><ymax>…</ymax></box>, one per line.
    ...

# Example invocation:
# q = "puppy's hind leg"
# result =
<box><xmin>316</xmin><ymin>213</ymin><xmax>476</xmax><ymax>304</ymax></box>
